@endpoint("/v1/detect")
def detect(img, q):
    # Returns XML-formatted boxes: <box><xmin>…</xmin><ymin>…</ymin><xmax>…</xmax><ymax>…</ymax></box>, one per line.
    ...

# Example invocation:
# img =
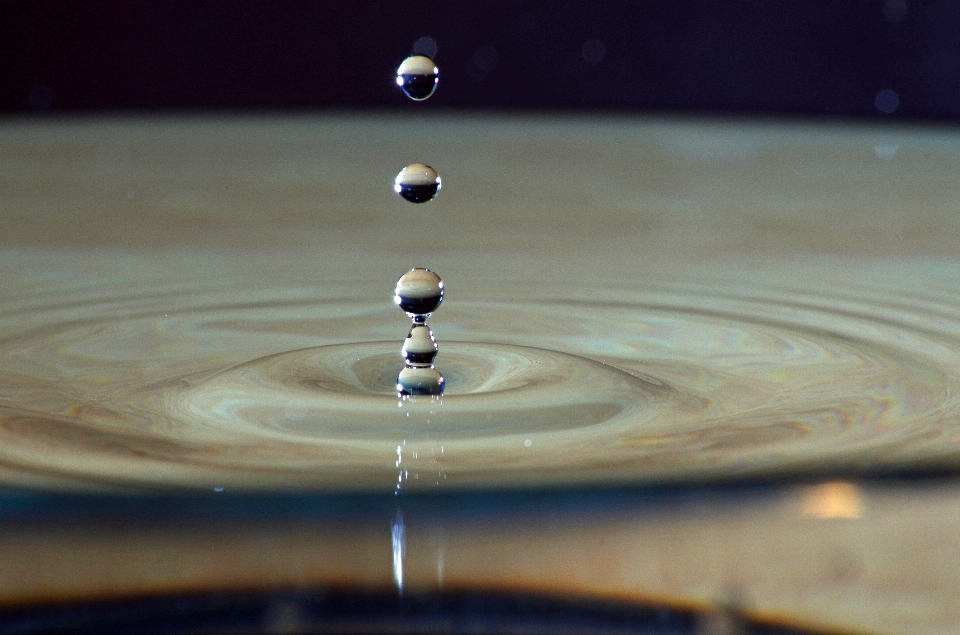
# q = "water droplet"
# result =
<box><xmin>403</xmin><ymin>323</ymin><xmax>439</xmax><ymax>366</ymax></box>
<box><xmin>394</xmin><ymin>163</ymin><xmax>441</xmax><ymax>203</ymax></box>
<box><xmin>396</xmin><ymin>55</ymin><xmax>439</xmax><ymax>101</ymax></box>
<box><xmin>397</xmin><ymin>365</ymin><xmax>445</xmax><ymax>397</ymax></box>
<box><xmin>394</xmin><ymin>268</ymin><xmax>443</xmax><ymax>322</ymax></box>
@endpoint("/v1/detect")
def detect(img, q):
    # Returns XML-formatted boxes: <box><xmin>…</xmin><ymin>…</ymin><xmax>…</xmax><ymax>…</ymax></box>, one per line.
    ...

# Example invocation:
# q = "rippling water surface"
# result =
<box><xmin>3</xmin><ymin>249</ymin><xmax>958</xmax><ymax>492</ymax></box>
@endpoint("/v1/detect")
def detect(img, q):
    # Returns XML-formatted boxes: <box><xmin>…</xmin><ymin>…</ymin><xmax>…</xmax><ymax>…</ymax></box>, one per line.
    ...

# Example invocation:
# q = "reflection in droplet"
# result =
<box><xmin>397</xmin><ymin>365</ymin><xmax>444</xmax><ymax>397</ymax></box>
<box><xmin>396</xmin><ymin>270</ymin><xmax>445</xmax><ymax>397</ymax></box>
<box><xmin>394</xmin><ymin>163</ymin><xmax>441</xmax><ymax>204</ymax></box>
<box><xmin>394</xmin><ymin>268</ymin><xmax>444</xmax><ymax>322</ymax></box>
<box><xmin>402</xmin><ymin>323</ymin><xmax>438</xmax><ymax>366</ymax></box>
<box><xmin>396</xmin><ymin>55</ymin><xmax>439</xmax><ymax>101</ymax></box>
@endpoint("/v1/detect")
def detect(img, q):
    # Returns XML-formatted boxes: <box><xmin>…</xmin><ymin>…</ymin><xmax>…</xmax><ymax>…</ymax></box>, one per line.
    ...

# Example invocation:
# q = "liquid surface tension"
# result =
<box><xmin>1</xmin><ymin>248</ymin><xmax>959</xmax><ymax>491</ymax></box>
<box><xmin>2</xmin><ymin>115</ymin><xmax>960</xmax><ymax>494</ymax></box>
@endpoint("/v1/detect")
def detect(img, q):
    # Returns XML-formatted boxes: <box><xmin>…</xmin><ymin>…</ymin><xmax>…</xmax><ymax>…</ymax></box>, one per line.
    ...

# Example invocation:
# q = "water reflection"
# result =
<box><xmin>392</xmin><ymin>509</ymin><xmax>406</xmax><ymax>592</ymax></box>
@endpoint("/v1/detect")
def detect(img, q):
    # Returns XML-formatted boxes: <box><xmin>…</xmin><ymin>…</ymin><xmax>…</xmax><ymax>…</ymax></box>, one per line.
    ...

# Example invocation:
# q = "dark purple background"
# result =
<box><xmin>1</xmin><ymin>0</ymin><xmax>958</xmax><ymax>119</ymax></box>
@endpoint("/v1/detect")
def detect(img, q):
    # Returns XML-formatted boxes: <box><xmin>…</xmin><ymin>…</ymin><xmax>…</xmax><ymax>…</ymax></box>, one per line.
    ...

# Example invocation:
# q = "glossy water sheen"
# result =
<box><xmin>396</xmin><ymin>55</ymin><xmax>439</xmax><ymax>100</ymax></box>
<box><xmin>2</xmin><ymin>250</ymin><xmax>958</xmax><ymax>492</ymax></box>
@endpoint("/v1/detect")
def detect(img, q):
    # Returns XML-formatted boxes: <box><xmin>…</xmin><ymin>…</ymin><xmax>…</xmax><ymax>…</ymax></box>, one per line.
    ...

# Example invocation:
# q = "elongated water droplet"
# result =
<box><xmin>396</xmin><ymin>55</ymin><xmax>439</xmax><ymax>100</ymax></box>
<box><xmin>402</xmin><ymin>323</ymin><xmax>438</xmax><ymax>367</ymax></box>
<box><xmin>394</xmin><ymin>163</ymin><xmax>441</xmax><ymax>204</ymax></box>
<box><xmin>394</xmin><ymin>268</ymin><xmax>443</xmax><ymax>322</ymax></box>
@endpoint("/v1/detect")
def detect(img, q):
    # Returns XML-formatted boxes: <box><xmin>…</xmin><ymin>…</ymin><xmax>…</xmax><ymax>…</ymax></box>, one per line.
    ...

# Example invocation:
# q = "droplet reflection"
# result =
<box><xmin>395</xmin><ymin>268</ymin><xmax>445</xmax><ymax>398</ymax></box>
<box><xmin>397</xmin><ymin>365</ymin><xmax>444</xmax><ymax>397</ymax></box>
<box><xmin>394</xmin><ymin>163</ymin><xmax>441</xmax><ymax>204</ymax></box>
<box><xmin>402</xmin><ymin>324</ymin><xmax>439</xmax><ymax>366</ymax></box>
<box><xmin>394</xmin><ymin>268</ymin><xmax>443</xmax><ymax>322</ymax></box>
<box><xmin>396</xmin><ymin>55</ymin><xmax>439</xmax><ymax>101</ymax></box>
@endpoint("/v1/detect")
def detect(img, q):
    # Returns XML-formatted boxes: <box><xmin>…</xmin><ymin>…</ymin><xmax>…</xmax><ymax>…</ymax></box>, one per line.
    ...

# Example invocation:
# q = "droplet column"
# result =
<box><xmin>394</xmin><ymin>268</ymin><xmax>444</xmax><ymax>397</ymax></box>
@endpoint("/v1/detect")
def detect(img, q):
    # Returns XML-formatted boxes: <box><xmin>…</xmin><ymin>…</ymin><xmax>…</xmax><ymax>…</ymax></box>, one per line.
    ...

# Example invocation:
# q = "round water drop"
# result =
<box><xmin>394</xmin><ymin>163</ymin><xmax>441</xmax><ymax>204</ymax></box>
<box><xmin>396</xmin><ymin>55</ymin><xmax>439</xmax><ymax>100</ymax></box>
<box><xmin>402</xmin><ymin>324</ymin><xmax>439</xmax><ymax>367</ymax></box>
<box><xmin>394</xmin><ymin>268</ymin><xmax>444</xmax><ymax>321</ymax></box>
<box><xmin>397</xmin><ymin>365</ymin><xmax>444</xmax><ymax>397</ymax></box>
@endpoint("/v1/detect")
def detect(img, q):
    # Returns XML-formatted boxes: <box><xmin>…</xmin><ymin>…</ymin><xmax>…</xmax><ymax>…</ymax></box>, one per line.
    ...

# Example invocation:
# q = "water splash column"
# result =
<box><xmin>394</xmin><ymin>268</ymin><xmax>444</xmax><ymax>397</ymax></box>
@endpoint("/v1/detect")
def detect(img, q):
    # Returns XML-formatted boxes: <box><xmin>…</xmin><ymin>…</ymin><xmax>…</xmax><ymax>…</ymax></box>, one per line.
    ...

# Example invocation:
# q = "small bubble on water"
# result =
<box><xmin>394</xmin><ymin>268</ymin><xmax>444</xmax><ymax>322</ymax></box>
<box><xmin>396</xmin><ymin>55</ymin><xmax>439</xmax><ymax>101</ymax></box>
<box><xmin>394</xmin><ymin>163</ymin><xmax>441</xmax><ymax>203</ymax></box>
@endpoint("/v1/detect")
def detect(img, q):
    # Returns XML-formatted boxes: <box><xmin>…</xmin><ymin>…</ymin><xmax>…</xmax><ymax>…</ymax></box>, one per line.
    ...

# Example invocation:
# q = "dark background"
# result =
<box><xmin>1</xmin><ymin>0</ymin><xmax>959</xmax><ymax>120</ymax></box>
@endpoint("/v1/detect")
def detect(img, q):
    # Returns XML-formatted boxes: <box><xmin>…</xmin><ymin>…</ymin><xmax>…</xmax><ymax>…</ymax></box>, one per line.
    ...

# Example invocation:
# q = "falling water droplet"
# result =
<box><xmin>396</xmin><ymin>55</ymin><xmax>439</xmax><ymax>100</ymax></box>
<box><xmin>394</xmin><ymin>163</ymin><xmax>441</xmax><ymax>204</ymax></box>
<box><xmin>395</xmin><ymin>269</ymin><xmax>444</xmax><ymax>397</ymax></box>
<box><xmin>402</xmin><ymin>323</ymin><xmax>439</xmax><ymax>366</ymax></box>
<box><xmin>397</xmin><ymin>365</ymin><xmax>445</xmax><ymax>397</ymax></box>
<box><xmin>394</xmin><ymin>268</ymin><xmax>444</xmax><ymax>322</ymax></box>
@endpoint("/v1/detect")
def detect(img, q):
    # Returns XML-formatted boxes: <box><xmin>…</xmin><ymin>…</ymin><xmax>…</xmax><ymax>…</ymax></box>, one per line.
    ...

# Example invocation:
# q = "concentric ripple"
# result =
<box><xmin>2</xmin><ymin>252</ymin><xmax>960</xmax><ymax>491</ymax></box>
<box><xmin>167</xmin><ymin>342</ymin><xmax>661</xmax><ymax>441</ymax></box>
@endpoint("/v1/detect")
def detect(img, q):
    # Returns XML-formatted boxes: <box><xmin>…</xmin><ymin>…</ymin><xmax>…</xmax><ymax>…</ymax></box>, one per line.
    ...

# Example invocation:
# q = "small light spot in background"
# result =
<box><xmin>468</xmin><ymin>45</ymin><xmax>499</xmax><ymax>82</ymax></box>
<box><xmin>801</xmin><ymin>481</ymin><xmax>863</xmax><ymax>519</ymax></box>
<box><xmin>524</xmin><ymin>439</ymin><xmax>532</xmax><ymax>447</ymax></box>
<box><xmin>874</xmin><ymin>142</ymin><xmax>899</xmax><ymax>160</ymax></box>
<box><xmin>882</xmin><ymin>0</ymin><xmax>909</xmax><ymax>25</ymax></box>
<box><xmin>582</xmin><ymin>39</ymin><xmax>606</xmax><ymax>65</ymax></box>
<box><xmin>213</xmin><ymin>486</ymin><xmax>224</xmax><ymax>492</ymax></box>
<box><xmin>875</xmin><ymin>89</ymin><xmax>900</xmax><ymax>114</ymax></box>
<box><xmin>28</xmin><ymin>84</ymin><xmax>53</xmax><ymax>110</ymax></box>
<box><xmin>413</xmin><ymin>36</ymin><xmax>438</xmax><ymax>59</ymax></box>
